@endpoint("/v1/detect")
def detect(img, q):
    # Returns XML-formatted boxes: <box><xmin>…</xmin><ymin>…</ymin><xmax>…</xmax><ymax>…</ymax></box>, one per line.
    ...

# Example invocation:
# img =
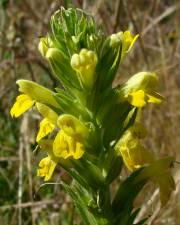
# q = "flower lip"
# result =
<box><xmin>10</xmin><ymin>94</ymin><xmax>34</xmax><ymax>118</ymax></box>
<box><xmin>53</xmin><ymin>130</ymin><xmax>85</xmax><ymax>159</ymax></box>
<box><xmin>37</xmin><ymin>156</ymin><xmax>57</xmax><ymax>181</ymax></box>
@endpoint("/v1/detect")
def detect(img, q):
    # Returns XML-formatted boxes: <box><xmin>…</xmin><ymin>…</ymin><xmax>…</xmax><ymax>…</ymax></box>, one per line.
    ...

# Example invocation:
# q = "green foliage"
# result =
<box><xmin>7</xmin><ymin>4</ymin><xmax>176</xmax><ymax>225</ymax></box>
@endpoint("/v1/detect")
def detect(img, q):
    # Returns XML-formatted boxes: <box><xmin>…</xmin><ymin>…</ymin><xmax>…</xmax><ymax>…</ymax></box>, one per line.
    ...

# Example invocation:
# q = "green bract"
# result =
<box><xmin>10</xmin><ymin>7</ymin><xmax>175</xmax><ymax>225</ymax></box>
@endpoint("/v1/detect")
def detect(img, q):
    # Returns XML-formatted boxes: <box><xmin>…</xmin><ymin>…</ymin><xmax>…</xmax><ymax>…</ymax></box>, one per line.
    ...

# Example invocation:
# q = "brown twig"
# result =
<box><xmin>142</xmin><ymin>3</ymin><xmax>180</xmax><ymax>37</ymax></box>
<box><xmin>0</xmin><ymin>156</ymin><xmax>18</xmax><ymax>162</ymax></box>
<box><xmin>24</xmin><ymin>113</ymin><xmax>36</xmax><ymax>225</ymax></box>
<box><xmin>112</xmin><ymin>0</ymin><xmax>122</xmax><ymax>33</ymax></box>
<box><xmin>18</xmin><ymin>118</ymin><xmax>25</xmax><ymax>225</ymax></box>
<box><xmin>0</xmin><ymin>200</ymin><xmax>55</xmax><ymax>211</ymax></box>
<box><xmin>123</xmin><ymin>0</ymin><xmax>150</xmax><ymax>69</ymax></box>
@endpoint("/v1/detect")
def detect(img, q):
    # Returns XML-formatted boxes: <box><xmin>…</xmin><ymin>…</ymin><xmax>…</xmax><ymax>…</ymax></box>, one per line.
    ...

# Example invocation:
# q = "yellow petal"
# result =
<box><xmin>73</xmin><ymin>142</ymin><xmax>85</xmax><ymax>159</ymax></box>
<box><xmin>115</xmin><ymin>125</ymin><xmax>155</xmax><ymax>171</ymax></box>
<box><xmin>147</xmin><ymin>92</ymin><xmax>163</xmax><ymax>104</ymax></box>
<box><xmin>38</xmin><ymin>139</ymin><xmax>73</xmax><ymax>168</ymax></box>
<box><xmin>37</xmin><ymin>156</ymin><xmax>57</xmax><ymax>181</ymax></box>
<box><xmin>128</xmin><ymin>90</ymin><xmax>147</xmax><ymax>107</ymax></box>
<box><xmin>53</xmin><ymin>131</ymin><xmax>74</xmax><ymax>159</ymax></box>
<box><xmin>53</xmin><ymin>130</ymin><xmax>84</xmax><ymax>159</ymax></box>
<box><xmin>123</xmin><ymin>31</ymin><xmax>139</xmax><ymax>53</ymax></box>
<box><xmin>36</xmin><ymin>118</ymin><xmax>55</xmax><ymax>142</ymax></box>
<box><xmin>10</xmin><ymin>94</ymin><xmax>34</xmax><ymax>117</ymax></box>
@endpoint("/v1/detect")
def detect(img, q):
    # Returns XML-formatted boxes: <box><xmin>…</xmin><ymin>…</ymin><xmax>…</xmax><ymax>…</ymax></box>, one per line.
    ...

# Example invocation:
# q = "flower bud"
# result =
<box><xmin>38</xmin><ymin>37</ymin><xmax>48</xmax><ymax>57</ymax></box>
<box><xmin>71</xmin><ymin>49</ymin><xmax>98</xmax><ymax>90</ymax></box>
<box><xmin>17</xmin><ymin>80</ymin><xmax>59</xmax><ymax>108</ymax></box>
<box><xmin>110</xmin><ymin>32</ymin><xmax>123</xmax><ymax>48</ymax></box>
<box><xmin>110</xmin><ymin>31</ymin><xmax>138</xmax><ymax>60</ymax></box>
<box><xmin>45</xmin><ymin>48</ymin><xmax>63</xmax><ymax>62</ymax></box>
<box><xmin>38</xmin><ymin>36</ymin><xmax>54</xmax><ymax>57</ymax></box>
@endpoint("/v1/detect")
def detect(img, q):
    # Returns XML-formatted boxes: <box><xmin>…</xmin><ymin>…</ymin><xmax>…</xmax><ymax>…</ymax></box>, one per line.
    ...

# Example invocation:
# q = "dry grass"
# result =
<box><xmin>0</xmin><ymin>0</ymin><xmax>180</xmax><ymax>224</ymax></box>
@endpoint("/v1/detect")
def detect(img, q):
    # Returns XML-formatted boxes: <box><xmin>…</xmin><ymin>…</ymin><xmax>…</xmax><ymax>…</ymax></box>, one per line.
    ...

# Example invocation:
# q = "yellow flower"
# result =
<box><xmin>57</xmin><ymin>114</ymin><xmax>89</xmax><ymax>142</ymax></box>
<box><xmin>37</xmin><ymin>137</ymin><xmax>75</xmax><ymax>181</ymax></box>
<box><xmin>38</xmin><ymin>139</ymin><xmax>73</xmax><ymax>168</ymax></box>
<box><xmin>36</xmin><ymin>103</ymin><xmax>58</xmax><ymax>142</ymax></box>
<box><xmin>116</xmin><ymin>136</ymin><xmax>154</xmax><ymax>171</ymax></box>
<box><xmin>17</xmin><ymin>80</ymin><xmax>59</xmax><ymax>108</ymax></box>
<box><xmin>10</xmin><ymin>80</ymin><xmax>59</xmax><ymax>118</ymax></box>
<box><xmin>122</xmin><ymin>31</ymin><xmax>139</xmax><ymax>55</ymax></box>
<box><xmin>120</xmin><ymin>142</ymin><xmax>155</xmax><ymax>171</ymax></box>
<box><xmin>10</xmin><ymin>94</ymin><xmax>34</xmax><ymax>117</ymax></box>
<box><xmin>37</xmin><ymin>156</ymin><xmax>57</xmax><ymax>181</ymax></box>
<box><xmin>53</xmin><ymin>130</ymin><xmax>84</xmax><ymax>159</ymax></box>
<box><xmin>118</xmin><ymin>72</ymin><xmax>163</xmax><ymax>108</ymax></box>
<box><xmin>110</xmin><ymin>30</ymin><xmax>139</xmax><ymax>60</ymax></box>
<box><xmin>116</xmin><ymin>124</ymin><xmax>175</xmax><ymax>205</ymax></box>
<box><xmin>36</xmin><ymin>118</ymin><xmax>55</xmax><ymax>142</ymax></box>
<box><xmin>38</xmin><ymin>36</ymin><xmax>53</xmax><ymax>57</ymax></box>
<box><xmin>71</xmin><ymin>49</ymin><xmax>97</xmax><ymax>90</ymax></box>
<box><xmin>115</xmin><ymin>123</ymin><xmax>155</xmax><ymax>171</ymax></box>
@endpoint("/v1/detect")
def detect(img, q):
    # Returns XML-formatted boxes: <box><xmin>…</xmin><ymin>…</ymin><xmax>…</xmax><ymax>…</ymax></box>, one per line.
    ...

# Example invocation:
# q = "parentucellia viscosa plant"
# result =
<box><xmin>11</xmin><ymin>7</ymin><xmax>175</xmax><ymax>225</ymax></box>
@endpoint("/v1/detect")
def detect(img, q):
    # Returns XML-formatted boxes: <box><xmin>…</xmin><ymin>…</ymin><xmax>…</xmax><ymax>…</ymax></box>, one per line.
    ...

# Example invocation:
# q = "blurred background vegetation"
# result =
<box><xmin>0</xmin><ymin>0</ymin><xmax>180</xmax><ymax>224</ymax></box>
